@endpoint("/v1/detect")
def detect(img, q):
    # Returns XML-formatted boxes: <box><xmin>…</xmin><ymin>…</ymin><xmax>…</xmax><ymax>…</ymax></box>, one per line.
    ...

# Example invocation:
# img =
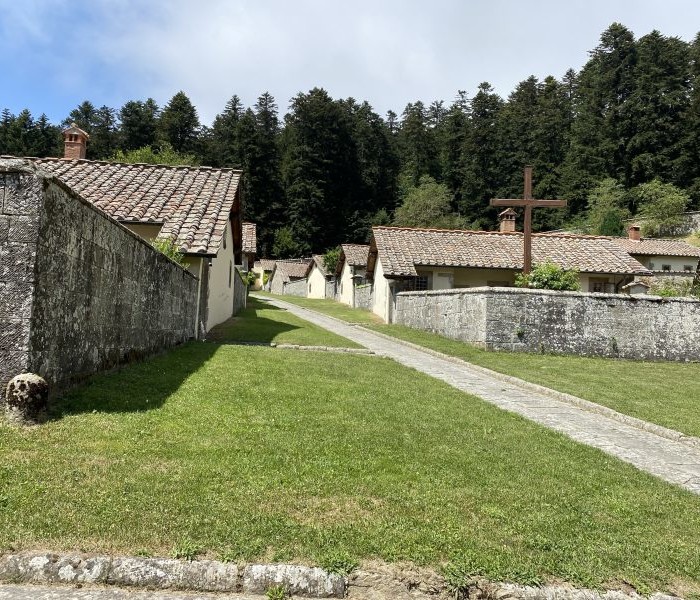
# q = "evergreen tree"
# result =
<box><xmin>119</xmin><ymin>99</ymin><xmax>159</xmax><ymax>151</ymax></box>
<box><xmin>248</xmin><ymin>92</ymin><xmax>285</xmax><ymax>256</ymax></box>
<box><xmin>627</xmin><ymin>31</ymin><xmax>690</xmax><ymax>185</ymax></box>
<box><xmin>460</xmin><ymin>82</ymin><xmax>504</xmax><ymax>228</ymax></box>
<box><xmin>585</xmin><ymin>178</ymin><xmax>630</xmax><ymax>235</ymax></box>
<box><xmin>206</xmin><ymin>95</ymin><xmax>244</xmax><ymax>167</ymax></box>
<box><xmin>674</xmin><ymin>32</ymin><xmax>700</xmax><ymax>205</ymax></box>
<box><xmin>280</xmin><ymin>88</ymin><xmax>361</xmax><ymax>253</ymax></box>
<box><xmin>89</xmin><ymin>105</ymin><xmax>119</xmax><ymax>159</ymax></box>
<box><xmin>436</xmin><ymin>91</ymin><xmax>469</xmax><ymax>211</ymax></box>
<box><xmin>158</xmin><ymin>91</ymin><xmax>201</xmax><ymax>154</ymax></box>
<box><xmin>396</xmin><ymin>101</ymin><xmax>440</xmax><ymax>186</ymax></box>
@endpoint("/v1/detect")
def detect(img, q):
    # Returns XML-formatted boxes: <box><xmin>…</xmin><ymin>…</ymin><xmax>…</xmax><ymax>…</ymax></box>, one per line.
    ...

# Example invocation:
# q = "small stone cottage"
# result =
<box><xmin>18</xmin><ymin>125</ymin><xmax>245</xmax><ymax>331</ymax></box>
<box><xmin>367</xmin><ymin>225</ymin><xmax>651</xmax><ymax>322</ymax></box>
<box><xmin>306</xmin><ymin>255</ymin><xmax>335</xmax><ymax>299</ymax></box>
<box><xmin>613</xmin><ymin>225</ymin><xmax>700</xmax><ymax>282</ymax></box>
<box><xmin>335</xmin><ymin>244</ymin><xmax>370</xmax><ymax>307</ymax></box>
<box><xmin>268</xmin><ymin>259</ymin><xmax>313</xmax><ymax>296</ymax></box>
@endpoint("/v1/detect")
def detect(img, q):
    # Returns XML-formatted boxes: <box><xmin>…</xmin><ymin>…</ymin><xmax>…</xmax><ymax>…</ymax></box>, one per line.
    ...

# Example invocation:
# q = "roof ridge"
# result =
<box><xmin>30</xmin><ymin>156</ymin><xmax>244</xmax><ymax>173</ymax></box>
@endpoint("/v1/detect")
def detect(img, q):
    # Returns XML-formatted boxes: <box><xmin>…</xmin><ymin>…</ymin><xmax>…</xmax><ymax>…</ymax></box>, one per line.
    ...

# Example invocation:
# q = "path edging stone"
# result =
<box><xmin>0</xmin><ymin>552</ymin><xmax>343</xmax><ymax>597</ymax></box>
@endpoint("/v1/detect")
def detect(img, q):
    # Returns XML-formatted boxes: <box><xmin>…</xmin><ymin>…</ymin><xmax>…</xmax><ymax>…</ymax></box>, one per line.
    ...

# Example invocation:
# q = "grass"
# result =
<box><xmin>206</xmin><ymin>296</ymin><xmax>361</xmax><ymax>348</ymax></box>
<box><xmin>1</xmin><ymin>341</ymin><xmax>700</xmax><ymax>594</ymax></box>
<box><xmin>254</xmin><ymin>292</ymin><xmax>382</xmax><ymax>324</ymax></box>
<box><xmin>366</xmin><ymin>323</ymin><xmax>700</xmax><ymax>439</ymax></box>
<box><xmin>260</xmin><ymin>294</ymin><xmax>700</xmax><ymax>439</ymax></box>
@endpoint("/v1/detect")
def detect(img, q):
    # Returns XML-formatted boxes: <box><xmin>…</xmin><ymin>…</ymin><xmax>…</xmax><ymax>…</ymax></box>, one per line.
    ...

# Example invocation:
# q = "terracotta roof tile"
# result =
<box><xmin>312</xmin><ymin>254</ymin><xmax>330</xmax><ymax>277</ymax></box>
<box><xmin>242</xmin><ymin>222</ymin><xmax>257</xmax><ymax>254</ymax></box>
<box><xmin>258</xmin><ymin>259</ymin><xmax>276</xmax><ymax>271</ymax></box>
<box><xmin>612</xmin><ymin>237</ymin><xmax>700</xmax><ymax>258</ymax></box>
<box><xmin>272</xmin><ymin>258</ymin><xmax>313</xmax><ymax>281</ymax></box>
<box><xmin>30</xmin><ymin>157</ymin><xmax>242</xmax><ymax>256</ymax></box>
<box><xmin>341</xmin><ymin>244</ymin><xmax>369</xmax><ymax>267</ymax></box>
<box><xmin>370</xmin><ymin>226</ymin><xmax>651</xmax><ymax>277</ymax></box>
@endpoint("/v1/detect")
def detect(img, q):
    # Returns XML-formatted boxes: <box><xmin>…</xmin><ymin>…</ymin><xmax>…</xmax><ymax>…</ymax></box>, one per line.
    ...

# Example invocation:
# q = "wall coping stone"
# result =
<box><xmin>0</xmin><ymin>159</ymin><xmax>198</xmax><ymax>280</ymax></box>
<box><xmin>396</xmin><ymin>285</ymin><xmax>700</xmax><ymax>304</ymax></box>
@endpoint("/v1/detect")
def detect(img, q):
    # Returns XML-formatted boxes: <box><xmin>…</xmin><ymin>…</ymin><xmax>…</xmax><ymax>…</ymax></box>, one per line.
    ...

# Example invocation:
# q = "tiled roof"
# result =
<box><xmin>341</xmin><ymin>244</ymin><xmax>369</xmax><ymax>267</ymax></box>
<box><xmin>612</xmin><ymin>237</ymin><xmax>700</xmax><ymax>258</ymax></box>
<box><xmin>242</xmin><ymin>222</ymin><xmax>257</xmax><ymax>254</ymax></box>
<box><xmin>30</xmin><ymin>157</ymin><xmax>242</xmax><ymax>256</ymax></box>
<box><xmin>258</xmin><ymin>259</ymin><xmax>276</xmax><ymax>271</ymax></box>
<box><xmin>369</xmin><ymin>226</ymin><xmax>651</xmax><ymax>277</ymax></box>
<box><xmin>273</xmin><ymin>259</ymin><xmax>313</xmax><ymax>280</ymax></box>
<box><xmin>312</xmin><ymin>255</ymin><xmax>330</xmax><ymax>277</ymax></box>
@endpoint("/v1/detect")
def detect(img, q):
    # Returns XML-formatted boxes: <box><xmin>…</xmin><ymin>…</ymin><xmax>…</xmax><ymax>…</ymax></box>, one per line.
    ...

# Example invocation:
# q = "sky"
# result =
<box><xmin>1</xmin><ymin>0</ymin><xmax>699</xmax><ymax>126</ymax></box>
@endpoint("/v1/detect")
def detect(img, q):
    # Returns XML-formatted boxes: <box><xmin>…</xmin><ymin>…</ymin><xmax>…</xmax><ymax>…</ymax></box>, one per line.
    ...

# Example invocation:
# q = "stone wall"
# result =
<box><xmin>284</xmin><ymin>278</ymin><xmax>308</xmax><ymax>297</ymax></box>
<box><xmin>355</xmin><ymin>283</ymin><xmax>373</xmax><ymax>310</ymax></box>
<box><xmin>394</xmin><ymin>287</ymin><xmax>700</xmax><ymax>361</ymax></box>
<box><xmin>0</xmin><ymin>161</ymin><xmax>198</xmax><ymax>402</ymax></box>
<box><xmin>325</xmin><ymin>278</ymin><xmax>336</xmax><ymax>300</ymax></box>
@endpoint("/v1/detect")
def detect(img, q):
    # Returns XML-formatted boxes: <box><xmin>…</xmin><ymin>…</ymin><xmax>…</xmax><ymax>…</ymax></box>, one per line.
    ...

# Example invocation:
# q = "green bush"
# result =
<box><xmin>514</xmin><ymin>262</ymin><xmax>581</xmax><ymax>291</ymax></box>
<box><xmin>152</xmin><ymin>238</ymin><xmax>186</xmax><ymax>267</ymax></box>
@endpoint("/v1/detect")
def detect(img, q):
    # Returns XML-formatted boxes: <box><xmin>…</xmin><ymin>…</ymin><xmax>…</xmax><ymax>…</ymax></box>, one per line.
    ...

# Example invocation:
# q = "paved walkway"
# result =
<box><xmin>258</xmin><ymin>296</ymin><xmax>700</xmax><ymax>495</ymax></box>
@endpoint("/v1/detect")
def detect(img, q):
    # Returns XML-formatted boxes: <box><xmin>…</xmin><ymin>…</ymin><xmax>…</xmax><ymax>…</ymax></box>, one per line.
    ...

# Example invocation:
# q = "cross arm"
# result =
<box><xmin>490</xmin><ymin>198</ymin><xmax>567</xmax><ymax>207</ymax></box>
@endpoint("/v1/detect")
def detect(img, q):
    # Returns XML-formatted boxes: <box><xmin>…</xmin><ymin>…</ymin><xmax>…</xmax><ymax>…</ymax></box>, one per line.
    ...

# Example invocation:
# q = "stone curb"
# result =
<box><xmin>359</xmin><ymin>326</ymin><xmax>700</xmax><ymax>451</ymax></box>
<box><xmin>0</xmin><ymin>553</ymin><xmax>344</xmax><ymax>598</ymax></box>
<box><xmin>212</xmin><ymin>340</ymin><xmax>375</xmax><ymax>355</ymax></box>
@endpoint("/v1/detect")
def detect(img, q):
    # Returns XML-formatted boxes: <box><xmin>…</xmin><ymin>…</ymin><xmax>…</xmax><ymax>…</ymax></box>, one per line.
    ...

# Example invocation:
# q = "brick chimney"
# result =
<box><xmin>628</xmin><ymin>224</ymin><xmax>641</xmax><ymax>242</ymax></box>
<box><xmin>498</xmin><ymin>208</ymin><xmax>517</xmax><ymax>233</ymax></box>
<box><xmin>62</xmin><ymin>123</ymin><xmax>89</xmax><ymax>159</ymax></box>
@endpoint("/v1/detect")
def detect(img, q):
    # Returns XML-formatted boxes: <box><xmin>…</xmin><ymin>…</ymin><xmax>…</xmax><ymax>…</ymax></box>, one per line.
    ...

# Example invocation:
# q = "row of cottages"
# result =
<box><xmin>21</xmin><ymin>124</ymin><xmax>246</xmax><ymax>332</ymax></box>
<box><xmin>267</xmin><ymin>258</ymin><xmax>313</xmax><ymax>296</ymax></box>
<box><xmin>365</xmin><ymin>225</ymin><xmax>700</xmax><ymax>323</ymax></box>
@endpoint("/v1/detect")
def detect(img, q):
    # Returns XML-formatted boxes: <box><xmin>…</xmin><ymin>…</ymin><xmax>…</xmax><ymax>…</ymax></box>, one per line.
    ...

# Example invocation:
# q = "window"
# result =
<box><xmin>228</xmin><ymin>261</ymin><xmax>232</xmax><ymax>287</ymax></box>
<box><xmin>684</xmin><ymin>265</ymin><xmax>694</xmax><ymax>272</ymax></box>
<box><xmin>589</xmin><ymin>278</ymin><xmax>614</xmax><ymax>293</ymax></box>
<box><xmin>399</xmin><ymin>276</ymin><xmax>429</xmax><ymax>291</ymax></box>
<box><xmin>662</xmin><ymin>264</ymin><xmax>671</xmax><ymax>272</ymax></box>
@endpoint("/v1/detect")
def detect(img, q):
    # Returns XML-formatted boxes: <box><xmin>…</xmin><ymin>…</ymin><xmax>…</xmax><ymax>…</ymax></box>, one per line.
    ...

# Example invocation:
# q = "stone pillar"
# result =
<box><xmin>5</xmin><ymin>373</ymin><xmax>48</xmax><ymax>426</ymax></box>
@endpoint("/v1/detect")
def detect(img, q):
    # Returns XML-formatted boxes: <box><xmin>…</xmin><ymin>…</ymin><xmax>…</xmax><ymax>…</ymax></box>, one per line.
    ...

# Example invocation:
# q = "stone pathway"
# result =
<box><xmin>257</xmin><ymin>296</ymin><xmax>700</xmax><ymax>495</ymax></box>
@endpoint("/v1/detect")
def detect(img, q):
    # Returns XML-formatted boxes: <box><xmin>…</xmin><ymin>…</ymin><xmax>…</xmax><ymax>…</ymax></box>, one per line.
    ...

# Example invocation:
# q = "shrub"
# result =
<box><xmin>322</xmin><ymin>247</ymin><xmax>341</xmax><ymax>273</ymax></box>
<box><xmin>152</xmin><ymin>238</ymin><xmax>186</xmax><ymax>266</ymax></box>
<box><xmin>514</xmin><ymin>262</ymin><xmax>581</xmax><ymax>291</ymax></box>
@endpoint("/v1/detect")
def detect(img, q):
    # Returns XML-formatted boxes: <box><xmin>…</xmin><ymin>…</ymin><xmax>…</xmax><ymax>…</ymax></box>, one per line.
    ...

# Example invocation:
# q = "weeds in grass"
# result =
<box><xmin>319</xmin><ymin>551</ymin><xmax>358</xmax><ymax>576</ymax></box>
<box><xmin>171</xmin><ymin>540</ymin><xmax>202</xmax><ymax>561</ymax></box>
<box><xmin>265</xmin><ymin>584</ymin><xmax>289</xmax><ymax>600</ymax></box>
<box><xmin>134</xmin><ymin>548</ymin><xmax>152</xmax><ymax>558</ymax></box>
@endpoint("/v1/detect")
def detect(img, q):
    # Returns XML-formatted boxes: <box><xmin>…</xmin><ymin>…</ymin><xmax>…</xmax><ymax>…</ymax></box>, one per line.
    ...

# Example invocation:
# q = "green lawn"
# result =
<box><xmin>207</xmin><ymin>296</ymin><xmax>361</xmax><ymax>348</ymax></box>
<box><xmin>1</xmin><ymin>341</ymin><xmax>699</xmax><ymax>594</ymax></box>
<box><xmin>261</xmin><ymin>294</ymin><xmax>700</xmax><ymax>439</ymax></box>
<box><xmin>253</xmin><ymin>292</ymin><xmax>382</xmax><ymax>324</ymax></box>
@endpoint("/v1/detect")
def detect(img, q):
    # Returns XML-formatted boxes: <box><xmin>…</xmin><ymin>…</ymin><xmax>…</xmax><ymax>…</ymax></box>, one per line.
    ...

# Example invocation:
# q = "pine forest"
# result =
<box><xmin>2</xmin><ymin>24</ymin><xmax>700</xmax><ymax>257</ymax></box>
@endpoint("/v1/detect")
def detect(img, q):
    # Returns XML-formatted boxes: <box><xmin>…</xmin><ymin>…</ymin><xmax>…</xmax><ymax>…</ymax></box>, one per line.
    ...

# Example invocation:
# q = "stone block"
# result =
<box><xmin>107</xmin><ymin>557</ymin><xmax>238</xmax><ymax>592</ymax></box>
<box><xmin>242</xmin><ymin>564</ymin><xmax>345</xmax><ymax>598</ymax></box>
<box><xmin>4</xmin><ymin>373</ymin><xmax>48</xmax><ymax>425</ymax></box>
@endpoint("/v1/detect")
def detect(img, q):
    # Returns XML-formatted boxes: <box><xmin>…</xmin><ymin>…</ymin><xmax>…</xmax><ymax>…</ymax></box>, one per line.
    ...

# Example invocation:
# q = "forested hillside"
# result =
<box><xmin>2</xmin><ymin>23</ymin><xmax>699</xmax><ymax>256</ymax></box>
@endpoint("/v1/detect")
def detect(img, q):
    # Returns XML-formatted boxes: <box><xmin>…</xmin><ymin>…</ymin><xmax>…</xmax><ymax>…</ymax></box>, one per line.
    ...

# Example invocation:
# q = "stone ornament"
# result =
<box><xmin>4</xmin><ymin>373</ymin><xmax>48</xmax><ymax>426</ymax></box>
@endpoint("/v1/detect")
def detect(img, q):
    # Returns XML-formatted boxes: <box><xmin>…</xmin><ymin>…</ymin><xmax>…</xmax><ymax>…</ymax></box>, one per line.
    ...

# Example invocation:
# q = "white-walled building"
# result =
<box><xmin>307</xmin><ymin>255</ymin><xmax>335</xmax><ymax>299</ymax></box>
<box><xmin>335</xmin><ymin>244</ymin><xmax>369</xmax><ymax>307</ymax></box>
<box><xmin>367</xmin><ymin>226</ymin><xmax>652</xmax><ymax>323</ymax></box>
<box><xmin>33</xmin><ymin>136</ymin><xmax>244</xmax><ymax>332</ymax></box>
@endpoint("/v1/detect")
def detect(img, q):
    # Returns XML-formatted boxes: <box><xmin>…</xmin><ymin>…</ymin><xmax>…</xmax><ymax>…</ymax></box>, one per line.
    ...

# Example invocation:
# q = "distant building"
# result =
<box><xmin>335</xmin><ymin>244</ymin><xmax>370</xmax><ymax>307</ymax></box>
<box><xmin>307</xmin><ymin>255</ymin><xmax>335</xmax><ymax>299</ymax></box>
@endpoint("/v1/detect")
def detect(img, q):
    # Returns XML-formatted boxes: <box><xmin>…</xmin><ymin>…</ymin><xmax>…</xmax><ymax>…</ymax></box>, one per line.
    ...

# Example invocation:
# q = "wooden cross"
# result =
<box><xmin>490</xmin><ymin>166</ymin><xmax>567</xmax><ymax>274</ymax></box>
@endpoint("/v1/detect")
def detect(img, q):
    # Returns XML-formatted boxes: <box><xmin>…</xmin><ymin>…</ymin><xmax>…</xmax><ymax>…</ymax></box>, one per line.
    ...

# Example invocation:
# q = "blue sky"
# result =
<box><xmin>2</xmin><ymin>0</ymin><xmax>699</xmax><ymax>126</ymax></box>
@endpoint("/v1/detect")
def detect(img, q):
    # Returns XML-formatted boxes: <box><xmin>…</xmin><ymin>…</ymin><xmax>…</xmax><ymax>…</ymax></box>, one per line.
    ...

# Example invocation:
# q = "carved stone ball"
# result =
<box><xmin>5</xmin><ymin>373</ymin><xmax>48</xmax><ymax>426</ymax></box>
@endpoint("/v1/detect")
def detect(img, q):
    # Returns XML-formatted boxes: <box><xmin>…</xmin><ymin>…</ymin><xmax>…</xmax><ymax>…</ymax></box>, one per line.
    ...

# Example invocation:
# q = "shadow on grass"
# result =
<box><xmin>206</xmin><ymin>297</ymin><xmax>302</xmax><ymax>344</ymax></box>
<box><xmin>49</xmin><ymin>341</ymin><xmax>219</xmax><ymax>419</ymax></box>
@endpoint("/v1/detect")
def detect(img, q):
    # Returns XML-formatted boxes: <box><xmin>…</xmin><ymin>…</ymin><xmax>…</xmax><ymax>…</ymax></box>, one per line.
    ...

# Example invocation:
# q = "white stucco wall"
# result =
<box><xmin>205</xmin><ymin>223</ymin><xmax>236</xmax><ymax>330</ymax></box>
<box><xmin>307</xmin><ymin>264</ymin><xmax>328</xmax><ymax>298</ymax></box>
<box><xmin>123</xmin><ymin>223</ymin><xmax>162</xmax><ymax>243</ymax></box>
<box><xmin>338</xmin><ymin>261</ymin><xmax>354</xmax><ymax>306</ymax></box>
<box><xmin>371</xmin><ymin>257</ymin><xmax>391</xmax><ymax>322</ymax></box>
<box><xmin>633</xmin><ymin>255</ymin><xmax>699</xmax><ymax>273</ymax></box>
